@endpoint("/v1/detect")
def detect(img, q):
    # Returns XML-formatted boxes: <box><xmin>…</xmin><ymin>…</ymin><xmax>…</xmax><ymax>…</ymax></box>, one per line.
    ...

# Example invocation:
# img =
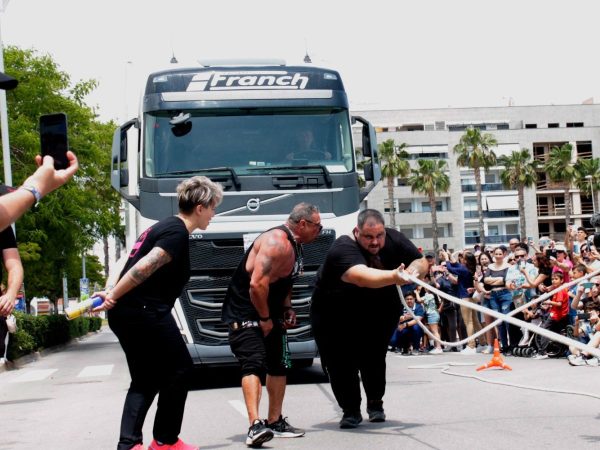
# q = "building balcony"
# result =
<box><xmin>464</xmin><ymin>210</ymin><xmax>519</xmax><ymax>219</ymax></box>
<box><xmin>461</xmin><ymin>183</ymin><xmax>505</xmax><ymax>192</ymax></box>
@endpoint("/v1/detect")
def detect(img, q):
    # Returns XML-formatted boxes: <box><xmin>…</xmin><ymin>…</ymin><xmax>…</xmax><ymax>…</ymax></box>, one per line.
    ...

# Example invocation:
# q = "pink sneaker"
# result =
<box><xmin>148</xmin><ymin>439</ymin><xmax>198</xmax><ymax>450</ymax></box>
<box><xmin>131</xmin><ymin>445</ymin><xmax>146</xmax><ymax>450</ymax></box>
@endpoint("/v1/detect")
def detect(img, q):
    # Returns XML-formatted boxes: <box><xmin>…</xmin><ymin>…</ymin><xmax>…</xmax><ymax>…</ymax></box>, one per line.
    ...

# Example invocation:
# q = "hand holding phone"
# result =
<box><xmin>39</xmin><ymin>113</ymin><xmax>69</xmax><ymax>170</ymax></box>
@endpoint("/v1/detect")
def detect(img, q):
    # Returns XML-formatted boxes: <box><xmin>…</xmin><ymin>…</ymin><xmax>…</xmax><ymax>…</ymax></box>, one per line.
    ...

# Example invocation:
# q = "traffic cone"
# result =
<box><xmin>476</xmin><ymin>338</ymin><xmax>512</xmax><ymax>371</ymax></box>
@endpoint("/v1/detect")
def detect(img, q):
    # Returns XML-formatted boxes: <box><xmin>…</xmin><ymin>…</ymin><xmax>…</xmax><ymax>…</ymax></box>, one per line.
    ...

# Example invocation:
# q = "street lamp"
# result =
<box><xmin>586</xmin><ymin>174</ymin><xmax>595</xmax><ymax>214</ymax></box>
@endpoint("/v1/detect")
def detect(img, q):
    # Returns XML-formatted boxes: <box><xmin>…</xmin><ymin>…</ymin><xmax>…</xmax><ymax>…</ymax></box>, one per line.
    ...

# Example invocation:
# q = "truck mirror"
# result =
<box><xmin>364</xmin><ymin>162</ymin><xmax>374</xmax><ymax>181</ymax></box>
<box><xmin>120</xmin><ymin>130</ymin><xmax>128</xmax><ymax>163</ymax></box>
<box><xmin>120</xmin><ymin>168</ymin><xmax>129</xmax><ymax>187</ymax></box>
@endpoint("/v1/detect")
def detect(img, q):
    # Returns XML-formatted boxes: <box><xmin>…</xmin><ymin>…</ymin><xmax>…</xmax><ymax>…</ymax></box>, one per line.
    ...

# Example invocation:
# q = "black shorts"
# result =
<box><xmin>229</xmin><ymin>324</ymin><xmax>290</xmax><ymax>377</ymax></box>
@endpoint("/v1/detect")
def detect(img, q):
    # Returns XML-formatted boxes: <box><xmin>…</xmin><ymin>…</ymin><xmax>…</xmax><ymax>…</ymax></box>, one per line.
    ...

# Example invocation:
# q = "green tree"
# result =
<box><xmin>499</xmin><ymin>149</ymin><xmax>538</xmax><ymax>241</ymax></box>
<box><xmin>379</xmin><ymin>139</ymin><xmax>409</xmax><ymax>228</ymax></box>
<box><xmin>407</xmin><ymin>159</ymin><xmax>450</xmax><ymax>254</ymax></box>
<box><xmin>574</xmin><ymin>157</ymin><xmax>600</xmax><ymax>214</ymax></box>
<box><xmin>2</xmin><ymin>46</ymin><xmax>122</xmax><ymax>299</ymax></box>
<box><xmin>544</xmin><ymin>143</ymin><xmax>576</xmax><ymax>227</ymax></box>
<box><xmin>453</xmin><ymin>127</ymin><xmax>498</xmax><ymax>246</ymax></box>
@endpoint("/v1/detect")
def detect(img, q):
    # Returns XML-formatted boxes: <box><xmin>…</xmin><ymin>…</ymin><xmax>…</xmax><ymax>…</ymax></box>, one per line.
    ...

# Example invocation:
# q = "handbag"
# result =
<box><xmin>6</xmin><ymin>314</ymin><xmax>17</xmax><ymax>333</ymax></box>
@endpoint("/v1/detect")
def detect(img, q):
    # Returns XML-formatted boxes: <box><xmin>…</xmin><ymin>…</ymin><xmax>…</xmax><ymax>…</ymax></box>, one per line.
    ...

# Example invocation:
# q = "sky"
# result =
<box><xmin>2</xmin><ymin>0</ymin><xmax>600</xmax><ymax>123</ymax></box>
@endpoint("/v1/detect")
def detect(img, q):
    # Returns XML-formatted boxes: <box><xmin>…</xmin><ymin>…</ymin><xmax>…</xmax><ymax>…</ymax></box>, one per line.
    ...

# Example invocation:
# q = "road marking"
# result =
<box><xmin>228</xmin><ymin>399</ymin><xmax>248</xmax><ymax>418</ymax></box>
<box><xmin>77</xmin><ymin>365</ymin><xmax>114</xmax><ymax>377</ymax></box>
<box><xmin>10</xmin><ymin>369</ymin><xmax>58</xmax><ymax>383</ymax></box>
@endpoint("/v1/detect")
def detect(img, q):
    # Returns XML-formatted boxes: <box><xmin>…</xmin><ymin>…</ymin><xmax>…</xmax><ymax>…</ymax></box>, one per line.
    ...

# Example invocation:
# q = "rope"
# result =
<box><xmin>396</xmin><ymin>270</ymin><xmax>600</xmax><ymax>359</ymax></box>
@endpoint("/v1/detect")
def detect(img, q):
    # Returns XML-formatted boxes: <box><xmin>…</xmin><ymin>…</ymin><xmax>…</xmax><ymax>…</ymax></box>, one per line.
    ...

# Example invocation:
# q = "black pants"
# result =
<box><xmin>440</xmin><ymin>308</ymin><xmax>458</xmax><ymax>345</ymax></box>
<box><xmin>312</xmin><ymin>305</ymin><xmax>397</xmax><ymax>413</ymax></box>
<box><xmin>109</xmin><ymin>305</ymin><xmax>193</xmax><ymax>450</ymax></box>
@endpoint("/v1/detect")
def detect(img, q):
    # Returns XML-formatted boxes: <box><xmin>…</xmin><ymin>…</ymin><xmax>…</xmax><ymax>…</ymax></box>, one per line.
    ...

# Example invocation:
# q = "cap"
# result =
<box><xmin>0</xmin><ymin>72</ymin><xmax>18</xmax><ymax>90</ymax></box>
<box><xmin>555</xmin><ymin>244</ymin><xmax>567</xmax><ymax>252</ymax></box>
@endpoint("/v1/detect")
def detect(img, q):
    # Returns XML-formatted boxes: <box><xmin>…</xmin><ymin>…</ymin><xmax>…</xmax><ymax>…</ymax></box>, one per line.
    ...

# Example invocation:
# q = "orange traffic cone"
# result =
<box><xmin>476</xmin><ymin>338</ymin><xmax>512</xmax><ymax>371</ymax></box>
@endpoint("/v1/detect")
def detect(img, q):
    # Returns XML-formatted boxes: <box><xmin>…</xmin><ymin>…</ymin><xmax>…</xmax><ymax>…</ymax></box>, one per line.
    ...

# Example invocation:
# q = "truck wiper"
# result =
<box><xmin>167</xmin><ymin>167</ymin><xmax>241</xmax><ymax>189</ymax></box>
<box><xmin>247</xmin><ymin>165</ymin><xmax>332</xmax><ymax>187</ymax></box>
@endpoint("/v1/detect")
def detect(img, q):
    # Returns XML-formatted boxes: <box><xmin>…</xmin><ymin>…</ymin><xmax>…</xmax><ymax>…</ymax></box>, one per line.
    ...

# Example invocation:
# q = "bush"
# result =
<box><xmin>7</xmin><ymin>312</ymin><xmax>103</xmax><ymax>360</ymax></box>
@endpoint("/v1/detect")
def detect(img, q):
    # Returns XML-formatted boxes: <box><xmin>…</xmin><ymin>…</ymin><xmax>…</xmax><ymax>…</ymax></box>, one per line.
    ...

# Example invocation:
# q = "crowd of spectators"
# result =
<box><xmin>389</xmin><ymin>226</ymin><xmax>600</xmax><ymax>366</ymax></box>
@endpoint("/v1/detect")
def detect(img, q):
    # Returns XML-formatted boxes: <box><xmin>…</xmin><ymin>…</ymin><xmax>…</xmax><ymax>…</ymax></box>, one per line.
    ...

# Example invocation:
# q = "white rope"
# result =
<box><xmin>396</xmin><ymin>270</ymin><xmax>600</xmax><ymax>359</ymax></box>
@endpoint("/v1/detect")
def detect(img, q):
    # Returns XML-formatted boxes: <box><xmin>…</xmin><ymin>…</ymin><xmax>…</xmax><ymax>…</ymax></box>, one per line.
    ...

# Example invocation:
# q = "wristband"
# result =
<box><xmin>259</xmin><ymin>316</ymin><xmax>271</xmax><ymax>322</ymax></box>
<box><xmin>19</xmin><ymin>184</ymin><xmax>42</xmax><ymax>207</ymax></box>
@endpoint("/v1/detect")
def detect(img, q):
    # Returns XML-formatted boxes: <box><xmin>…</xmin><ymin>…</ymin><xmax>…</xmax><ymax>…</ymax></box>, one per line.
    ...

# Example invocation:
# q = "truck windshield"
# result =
<box><xmin>144</xmin><ymin>108</ymin><xmax>354</xmax><ymax>177</ymax></box>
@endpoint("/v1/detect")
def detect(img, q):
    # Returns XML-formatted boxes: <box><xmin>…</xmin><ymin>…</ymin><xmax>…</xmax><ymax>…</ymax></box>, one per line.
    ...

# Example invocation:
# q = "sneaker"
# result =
<box><xmin>246</xmin><ymin>419</ymin><xmax>274</xmax><ymax>447</ymax></box>
<box><xmin>429</xmin><ymin>348</ymin><xmax>443</xmax><ymax>355</ymax></box>
<box><xmin>585</xmin><ymin>357</ymin><xmax>600</xmax><ymax>366</ymax></box>
<box><xmin>476</xmin><ymin>345</ymin><xmax>486</xmax><ymax>353</ymax></box>
<box><xmin>367</xmin><ymin>408</ymin><xmax>386</xmax><ymax>422</ymax></box>
<box><xmin>339</xmin><ymin>411</ymin><xmax>363</xmax><ymax>429</ymax></box>
<box><xmin>533</xmin><ymin>353</ymin><xmax>549</xmax><ymax>360</ymax></box>
<box><xmin>460</xmin><ymin>346</ymin><xmax>476</xmax><ymax>355</ymax></box>
<box><xmin>481</xmin><ymin>345</ymin><xmax>493</xmax><ymax>354</ymax></box>
<box><xmin>148</xmin><ymin>439</ymin><xmax>197</xmax><ymax>450</ymax></box>
<box><xmin>131</xmin><ymin>445</ymin><xmax>146</xmax><ymax>450</ymax></box>
<box><xmin>568</xmin><ymin>354</ymin><xmax>587</xmax><ymax>366</ymax></box>
<box><xmin>266</xmin><ymin>415</ymin><xmax>305</xmax><ymax>438</ymax></box>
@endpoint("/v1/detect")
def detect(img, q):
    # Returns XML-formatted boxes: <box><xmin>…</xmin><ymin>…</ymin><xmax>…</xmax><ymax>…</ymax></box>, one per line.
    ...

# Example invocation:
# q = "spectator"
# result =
<box><xmin>568</xmin><ymin>264</ymin><xmax>590</xmax><ymax>325</ymax></box>
<box><xmin>522</xmin><ymin>253</ymin><xmax>553</xmax><ymax>295</ymax></box>
<box><xmin>390</xmin><ymin>291</ymin><xmax>425</xmax><ymax>354</ymax></box>
<box><xmin>568</xmin><ymin>304</ymin><xmax>600</xmax><ymax>366</ymax></box>
<box><xmin>0</xmin><ymin>72</ymin><xmax>79</xmax><ymax>235</ymax></box>
<box><xmin>534</xmin><ymin>272</ymin><xmax>570</xmax><ymax>360</ymax></box>
<box><xmin>432</xmin><ymin>265</ymin><xmax>460</xmax><ymax>352</ymax></box>
<box><xmin>415</xmin><ymin>289</ymin><xmax>443</xmax><ymax>354</ymax></box>
<box><xmin>483</xmin><ymin>246</ymin><xmax>513</xmax><ymax>353</ymax></box>
<box><xmin>475</xmin><ymin>251</ymin><xmax>496</xmax><ymax>353</ymax></box>
<box><xmin>551</xmin><ymin>245</ymin><xmax>573</xmax><ymax>283</ymax></box>
<box><xmin>443</xmin><ymin>250</ymin><xmax>487</xmax><ymax>354</ymax></box>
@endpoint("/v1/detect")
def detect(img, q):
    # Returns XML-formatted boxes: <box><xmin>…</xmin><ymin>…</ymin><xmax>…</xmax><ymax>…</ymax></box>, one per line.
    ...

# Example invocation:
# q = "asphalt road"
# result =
<box><xmin>1</xmin><ymin>328</ymin><xmax>600</xmax><ymax>449</ymax></box>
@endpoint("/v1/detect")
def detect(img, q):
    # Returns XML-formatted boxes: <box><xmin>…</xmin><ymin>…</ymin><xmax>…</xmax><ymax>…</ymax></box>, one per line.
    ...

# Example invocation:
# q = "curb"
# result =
<box><xmin>0</xmin><ymin>327</ymin><xmax>107</xmax><ymax>374</ymax></box>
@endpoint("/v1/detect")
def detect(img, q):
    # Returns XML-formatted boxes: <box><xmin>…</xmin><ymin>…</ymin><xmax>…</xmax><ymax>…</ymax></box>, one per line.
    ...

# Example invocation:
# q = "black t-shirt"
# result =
<box><xmin>312</xmin><ymin>228</ymin><xmax>422</xmax><ymax>322</ymax></box>
<box><xmin>0</xmin><ymin>226</ymin><xmax>17</xmax><ymax>281</ymax></box>
<box><xmin>116</xmin><ymin>216</ymin><xmax>190</xmax><ymax>312</ymax></box>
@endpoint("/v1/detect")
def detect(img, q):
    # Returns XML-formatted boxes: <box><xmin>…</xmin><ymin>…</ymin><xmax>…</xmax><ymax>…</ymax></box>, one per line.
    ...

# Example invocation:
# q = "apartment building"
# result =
<box><xmin>351</xmin><ymin>104</ymin><xmax>600</xmax><ymax>252</ymax></box>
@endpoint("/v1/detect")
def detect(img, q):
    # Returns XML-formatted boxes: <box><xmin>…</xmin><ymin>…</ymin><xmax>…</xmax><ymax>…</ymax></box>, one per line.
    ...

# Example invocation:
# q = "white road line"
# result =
<box><xmin>77</xmin><ymin>365</ymin><xmax>114</xmax><ymax>377</ymax></box>
<box><xmin>228</xmin><ymin>399</ymin><xmax>248</xmax><ymax>418</ymax></box>
<box><xmin>10</xmin><ymin>369</ymin><xmax>58</xmax><ymax>383</ymax></box>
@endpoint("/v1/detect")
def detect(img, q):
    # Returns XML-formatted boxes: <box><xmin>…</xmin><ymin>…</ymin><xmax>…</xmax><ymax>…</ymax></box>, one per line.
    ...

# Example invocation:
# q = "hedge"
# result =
<box><xmin>7</xmin><ymin>312</ymin><xmax>102</xmax><ymax>360</ymax></box>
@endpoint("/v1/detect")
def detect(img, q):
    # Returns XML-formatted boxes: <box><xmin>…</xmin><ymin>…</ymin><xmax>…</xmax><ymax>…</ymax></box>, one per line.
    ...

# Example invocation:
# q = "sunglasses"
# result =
<box><xmin>304</xmin><ymin>219</ymin><xmax>323</xmax><ymax>232</ymax></box>
<box><xmin>515</xmin><ymin>254</ymin><xmax>527</xmax><ymax>258</ymax></box>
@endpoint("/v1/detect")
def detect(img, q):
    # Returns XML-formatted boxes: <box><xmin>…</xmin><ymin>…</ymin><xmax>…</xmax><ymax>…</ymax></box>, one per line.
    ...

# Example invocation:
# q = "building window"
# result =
<box><xmin>398</xmin><ymin>202</ymin><xmax>412</xmax><ymax>213</ymax></box>
<box><xmin>506</xmin><ymin>224</ymin><xmax>519</xmax><ymax>235</ymax></box>
<box><xmin>525</xmin><ymin>124</ymin><xmax>537</xmax><ymax>129</ymax></box>
<box><xmin>399</xmin><ymin>227</ymin><xmax>414</xmax><ymax>238</ymax></box>
<box><xmin>548</xmin><ymin>123</ymin><xmax>559</xmax><ymax>128</ymax></box>
<box><xmin>566</xmin><ymin>122</ymin><xmax>584</xmax><ymax>127</ymax></box>
<box><xmin>497</xmin><ymin>123</ymin><xmax>509</xmax><ymax>130</ymax></box>
<box><xmin>397</xmin><ymin>177</ymin><xmax>408</xmax><ymax>187</ymax></box>
<box><xmin>422</xmin><ymin>201</ymin><xmax>443</xmax><ymax>212</ymax></box>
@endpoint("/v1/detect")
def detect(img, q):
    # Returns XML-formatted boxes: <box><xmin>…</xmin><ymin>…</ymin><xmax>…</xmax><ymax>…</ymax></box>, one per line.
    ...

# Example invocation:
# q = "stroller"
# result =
<box><xmin>512</xmin><ymin>307</ymin><xmax>574</xmax><ymax>358</ymax></box>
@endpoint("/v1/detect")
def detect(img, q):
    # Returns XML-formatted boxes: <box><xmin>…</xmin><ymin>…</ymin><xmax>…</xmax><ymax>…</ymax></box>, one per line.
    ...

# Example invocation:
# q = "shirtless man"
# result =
<box><xmin>221</xmin><ymin>203</ymin><xmax>321</xmax><ymax>447</ymax></box>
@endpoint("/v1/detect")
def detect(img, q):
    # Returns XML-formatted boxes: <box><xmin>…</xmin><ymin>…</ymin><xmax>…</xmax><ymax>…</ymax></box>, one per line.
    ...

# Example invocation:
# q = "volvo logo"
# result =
<box><xmin>247</xmin><ymin>198</ymin><xmax>260</xmax><ymax>212</ymax></box>
<box><xmin>189</xmin><ymin>234</ymin><xmax>204</xmax><ymax>240</ymax></box>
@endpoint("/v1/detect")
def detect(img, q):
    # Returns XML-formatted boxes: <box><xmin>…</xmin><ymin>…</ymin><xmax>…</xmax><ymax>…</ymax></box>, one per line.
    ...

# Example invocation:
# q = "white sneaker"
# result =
<box><xmin>533</xmin><ymin>353</ymin><xmax>549</xmax><ymax>360</ymax></box>
<box><xmin>429</xmin><ymin>348</ymin><xmax>443</xmax><ymax>355</ymax></box>
<box><xmin>0</xmin><ymin>357</ymin><xmax>5</xmax><ymax>366</ymax></box>
<box><xmin>476</xmin><ymin>345</ymin><xmax>486</xmax><ymax>353</ymax></box>
<box><xmin>460</xmin><ymin>346</ymin><xmax>476</xmax><ymax>355</ymax></box>
<box><xmin>481</xmin><ymin>345</ymin><xmax>493</xmax><ymax>354</ymax></box>
<box><xmin>568</xmin><ymin>354</ymin><xmax>586</xmax><ymax>366</ymax></box>
<box><xmin>586</xmin><ymin>357</ymin><xmax>600</xmax><ymax>366</ymax></box>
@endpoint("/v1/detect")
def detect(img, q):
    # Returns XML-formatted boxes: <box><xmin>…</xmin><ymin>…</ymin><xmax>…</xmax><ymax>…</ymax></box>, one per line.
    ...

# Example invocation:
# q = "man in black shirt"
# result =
<box><xmin>94</xmin><ymin>176</ymin><xmax>223</xmax><ymax>450</ymax></box>
<box><xmin>222</xmin><ymin>203</ymin><xmax>321</xmax><ymax>447</ymax></box>
<box><xmin>311</xmin><ymin>209</ymin><xmax>428</xmax><ymax>428</ymax></box>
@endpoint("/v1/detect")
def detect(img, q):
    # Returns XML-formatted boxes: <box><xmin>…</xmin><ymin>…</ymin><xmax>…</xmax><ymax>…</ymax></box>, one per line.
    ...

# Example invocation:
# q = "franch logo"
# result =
<box><xmin>187</xmin><ymin>71</ymin><xmax>309</xmax><ymax>91</ymax></box>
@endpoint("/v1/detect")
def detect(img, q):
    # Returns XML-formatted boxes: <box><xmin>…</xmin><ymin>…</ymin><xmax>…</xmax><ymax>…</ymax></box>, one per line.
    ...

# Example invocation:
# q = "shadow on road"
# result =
<box><xmin>189</xmin><ymin>362</ymin><xmax>328</xmax><ymax>391</ymax></box>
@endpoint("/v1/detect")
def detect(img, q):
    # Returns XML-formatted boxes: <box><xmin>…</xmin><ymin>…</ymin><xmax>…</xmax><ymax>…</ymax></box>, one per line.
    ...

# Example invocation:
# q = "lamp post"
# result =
<box><xmin>0</xmin><ymin>0</ymin><xmax>11</xmax><ymax>188</ymax></box>
<box><xmin>586</xmin><ymin>174</ymin><xmax>595</xmax><ymax>214</ymax></box>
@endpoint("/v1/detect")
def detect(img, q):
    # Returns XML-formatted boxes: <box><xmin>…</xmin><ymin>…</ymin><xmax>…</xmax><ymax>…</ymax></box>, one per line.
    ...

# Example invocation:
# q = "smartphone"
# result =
<box><xmin>39</xmin><ymin>113</ymin><xmax>69</xmax><ymax>170</ymax></box>
<box><xmin>577</xmin><ymin>312</ymin><xmax>591</xmax><ymax>320</ymax></box>
<box><xmin>582</xmin><ymin>282</ymin><xmax>594</xmax><ymax>290</ymax></box>
<box><xmin>545</xmin><ymin>249</ymin><xmax>557</xmax><ymax>258</ymax></box>
<box><xmin>442</xmin><ymin>243</ymin><xmax>448</xmax><ymax>251</ymax></box>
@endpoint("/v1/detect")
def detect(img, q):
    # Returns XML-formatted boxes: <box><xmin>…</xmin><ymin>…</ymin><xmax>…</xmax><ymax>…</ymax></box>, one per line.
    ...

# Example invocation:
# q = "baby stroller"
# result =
<box><xmin>512</xmin><ymin>308</ymin><xmax>574</xmax><ymax>358</ymax></box>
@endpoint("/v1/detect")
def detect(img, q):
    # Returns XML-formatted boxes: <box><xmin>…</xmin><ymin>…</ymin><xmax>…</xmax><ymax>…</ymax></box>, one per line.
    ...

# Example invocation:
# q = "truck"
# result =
<box><xmin>111</xmin><ymin>60</ymin><xmax>380</xmax><ymax>367</ymax></box>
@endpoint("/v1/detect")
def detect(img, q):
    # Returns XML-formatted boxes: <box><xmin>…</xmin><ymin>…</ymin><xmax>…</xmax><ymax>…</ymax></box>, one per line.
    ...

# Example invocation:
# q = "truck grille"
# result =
<box><xmin>180</xmin><ymin>231</ymin><xmax>335</xmax><ymax>346</ymax></box>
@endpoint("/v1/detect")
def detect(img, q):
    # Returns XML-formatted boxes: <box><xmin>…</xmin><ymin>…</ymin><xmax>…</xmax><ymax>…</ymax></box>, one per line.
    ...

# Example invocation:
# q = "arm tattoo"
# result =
<box><xmin>129</xmin><ymin>247</ymin><xmax>172</xmax><ymax>286</ymax></box>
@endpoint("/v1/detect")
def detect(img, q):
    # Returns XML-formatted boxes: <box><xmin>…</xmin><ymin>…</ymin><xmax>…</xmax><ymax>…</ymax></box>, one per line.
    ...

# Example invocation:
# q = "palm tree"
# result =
<box><xmin>574</xmin><ymin>157</ymin><xmax>600</xmax><ymax>214</ymax></box>
<box><xmin>453</xmin><ymin>127</ymin><xmax>498</xmax><ymax>246</ymax></box>
<box><xmin>379</xmin><ymin>139</ymin><xmax>410</xmax><ymax>227</ymax></box>
<box><xmin>407</xmin><ymin>159</ymin><xmax>450</xmax><ymax>255</ymax></box>
<box><xmin>544</xmin><ymin>143</ymin><xmax>576</xmax><ymax>227</ymax></box>
<box><xmin>499</xmin><ymin>149</ymin><xmax>538</xmax><ymax>241</ymax></box>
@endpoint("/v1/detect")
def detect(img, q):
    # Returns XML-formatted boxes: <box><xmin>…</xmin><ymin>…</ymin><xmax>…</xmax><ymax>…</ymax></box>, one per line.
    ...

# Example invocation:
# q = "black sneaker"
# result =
<box><xmin>246</xmin><ymin>419</ymin><xmax>274</xmax><ymax>447</ymax></box>
<box><xmin>367</xmin><ymin>408</ymin><xmax>386</xmax><ymax>422</ymax></box>
<box><xmin>266</xmin><ymin>415</ymin><xmax>305</xmax><ymax>438</ymax></box>
<box><xmin>339</xmin><ymin>410</ymin><xmax>363</xmax><ymax>429</ymax></box>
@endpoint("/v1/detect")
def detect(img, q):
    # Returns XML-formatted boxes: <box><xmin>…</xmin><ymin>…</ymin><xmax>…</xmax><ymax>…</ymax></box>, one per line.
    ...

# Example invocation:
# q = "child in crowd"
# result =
<box><xmin>534</xmin><ymin>272</ymin><xmax>570</xmax><ymax>360</ymax></box>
